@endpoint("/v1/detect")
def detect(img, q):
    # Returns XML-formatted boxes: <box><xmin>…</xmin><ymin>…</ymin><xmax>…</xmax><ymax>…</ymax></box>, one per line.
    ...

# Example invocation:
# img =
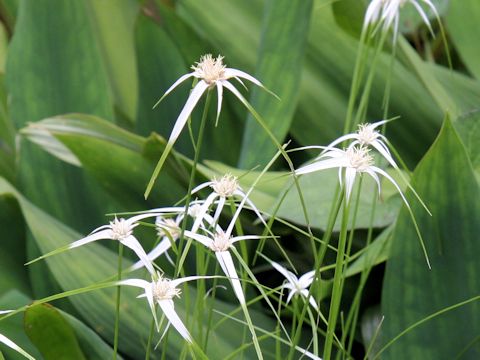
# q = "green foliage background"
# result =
<box><xmin>0</xmin><ymin>0</ymin><xmax>478</xmax><ymax>359</ymax></box>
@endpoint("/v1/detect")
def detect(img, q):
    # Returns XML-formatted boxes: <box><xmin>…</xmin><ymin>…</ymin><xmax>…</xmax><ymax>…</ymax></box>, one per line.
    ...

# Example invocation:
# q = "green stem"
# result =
<box><xmin>287</xmin><ymin>189</ymin><xmax>344</xmax><ymax>360</ymax></box>
<box><xmin>113</xmin><ymin>242</ymin><xmax>124</xmax><ymax>360</ymax></box>
<box><xmin>145</xmin><ymin>318</ymin><xmax>155</xmax><ymax>360</ymax></box>
<box><xmin>324</xmin><ymin>193</ymin><xmax>351</xmax><ymax>360</ymax></box>
<box><xmin>175</xmin><ymin>90</ymin><xmax>213</xmax><ymax>276</ymax></box>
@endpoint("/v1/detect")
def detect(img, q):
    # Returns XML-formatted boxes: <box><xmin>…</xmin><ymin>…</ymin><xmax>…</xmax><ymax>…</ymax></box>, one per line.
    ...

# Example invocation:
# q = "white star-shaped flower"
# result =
<box><xmin>323</xmin><ymin>120</ymin><xmax>398</xmax><ymax>169</ymax></box>
<box><xmin>27</xmin><ymin>212</ymin><xmax>164</xmax><ymax>275</ymax></box>
<box><xmin>145</xmin><ymin>54</ymin><xmax>274</xmax><ymax>198</ymax></box>
<box><xmin>269</xmin><ymin>261</ymin><xmax>318</xmax><ymax>310</ymax></box>
<box><xmin>364</xmin><ymin>0</ymin><xmax>439</xmax><ymax>42</ymax></box>
<box><xmin>119</xmin><ymin>273</ymin><xmax>216</xmax><ymax>343</ymax></box>
<box><xmin>296</xmin><ymin>145</ymin><xmax>409</xmax><ymax>205</ymax></box>
<box><xmin>190</xmin><ymin>173</ymin><xmax>266</xmax><ymax>231</ymax></box>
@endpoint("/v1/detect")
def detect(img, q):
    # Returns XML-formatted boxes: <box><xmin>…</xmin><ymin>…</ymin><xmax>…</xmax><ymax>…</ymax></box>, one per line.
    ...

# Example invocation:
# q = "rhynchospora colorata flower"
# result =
<box><xmin>268</xmin><ymin>260</ymin><xmax>319</xmax><ymax>311</ymax></box>
<box><xmin>26</xmin><ymin>211</ymin><xmax>171</xmax><ymax>274</ymax></box>
<box><xmin>296</xmin><ymin>144</ymin><xmax>409</xmax><ymax>205</ymax></box>
<box><xmin>119</xmin><ymin>273</ymin><xmax>218</xmax><ymax>343</ymax></box>
<box><xmin>145</xmin><ymin>54</ymin><xmax>276</xmax><ymax>198</ymax></box>
<box><xmin>190</xmin><ymin>173</ymin><xmax>267</xmax><ymax>231</ymax></box>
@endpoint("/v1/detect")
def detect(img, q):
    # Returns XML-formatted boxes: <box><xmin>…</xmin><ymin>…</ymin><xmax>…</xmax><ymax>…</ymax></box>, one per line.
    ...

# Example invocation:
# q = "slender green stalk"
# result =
<box><xmin>145</xmin><ymin>318</ymin><xmax>155</xmax><ymax>360</ymax></box>
<box><xmin>287</xmin><ymin>189</ymin><xmax>344</xmax><ymax>360</ymax></box>
<box><xmin>324</xmin><ymin>193</ymin><xmax>351</xmax><ymax>360</ymax></box>
<box><xmin>175</xmin><ymin>90</ymin><xmax>213</xmax><ymax>276</ymax></box>
<box><xmin>113</xmin><ymin>242</ymin><xmax>124</xmax><ymax>360</ymax></box>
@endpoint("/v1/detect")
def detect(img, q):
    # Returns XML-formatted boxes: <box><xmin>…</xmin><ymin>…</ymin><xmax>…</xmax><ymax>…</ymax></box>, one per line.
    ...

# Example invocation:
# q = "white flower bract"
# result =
<box><xmin>364</xmin><ymin>0</ymin><xmax>439</xmax><ymax>42</ymax></box>
<box><xmin>269</xmin><ymin>260</ymin><xmax>318</xmax><ymax>310</ymax></box>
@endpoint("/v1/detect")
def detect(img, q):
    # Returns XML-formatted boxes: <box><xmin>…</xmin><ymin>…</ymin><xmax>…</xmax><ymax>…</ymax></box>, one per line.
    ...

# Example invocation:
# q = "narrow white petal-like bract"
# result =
<box><xmin>270</xmin><ymin>261</ymin><xmax>298</xmax><ymax>286</ymax></box>
<box><xmin>183</xmin><ymin>230</ymin><xmax>213</xmax><ymax>248</ymax></box>
<box><xmin>0</xmin><ymin>333</ymin><xmax>35</xmax><ymax>360</ymax></box>
<box><xmin>158</xmin><ymin>300</ymin><xmax>192</xmax><ymax>343</ymax></box>
<box><xmin>154</xmin><ymin>73</ymin><xmax>195</xmax><ymax>108</ymax></box>
<box><xmin>69</xmin><ymin>229</ymin><xmax>112</xmax><ymax>249</ymax></box>
<box><xmin>224</xmin><ymin>68</ymin><xmax>263</xmax><ymax>87</ymax></box>
<box><xmin>120</xmin><ymin>235</ymin><xmax>155</xmax><ymax>275</ymax></box>
<box><xmin>168</xmin><ymin>80</ymin><xmax>209</xmax><ymax>145</ymax></box>
<box><xmin>216</xmin><ymin>251</ymin><xmax>245</xmax><ymax>304</ymax></box>
<box><xmin>216</xmin><ymin>81</ymin><xmax>223</xmax><ymax>126</ymax></box>
<box><xmin>131</xmin><ymin>237</ymin><xmax>172</xmax><ymax>271</ymax></box>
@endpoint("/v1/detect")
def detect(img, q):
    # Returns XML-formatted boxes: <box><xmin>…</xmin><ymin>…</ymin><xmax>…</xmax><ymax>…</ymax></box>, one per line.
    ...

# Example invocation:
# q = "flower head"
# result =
<box><xmin>190</xmin><ymin>173</ymin><xmax>266</xmax><ymax>232</ymax></box>
<box><xmin>210</xmin><ymin>231</ymin><xmax>233</xmax><ymax>252</ymax></box>
<box><xmin>152</xmin><ymin>275</ymin><xmax>182</xmax><ymax>301</ymax></box>
<box><xmin>357</xmin><ymin>123</ymin><xmax>380</xmax><ymax>144</ymax></box>
<box><xmin>322</xmin><ymin>120</ymin><xmax>398</xmax><ymax>170</ymax></box>
<box><xmin>191</xmin><ymin>54</ymin><xmax>227</xmax><ymax>85</ymax></box>
<box><xmin>211</xmin><ymin>173</ymin><xmax>239</xmax><ymax>197</ymax></box>
<box><xmin>110</xmin><ymin>217</ymin><xmax>134</xmax><ymax>240</ymax></box>
<box><xmin>346</xmin><ymin>146</ymin><xmax>374</xmax><ymax>171</ymax></box>
<box><xmin>156</xmin><ymin>217</ymin><xmax>181</xmax><ymax>240</ymax></box>
<box><xmin>26</xmin><ymin>212</ymin><xmax>163</xmax><ymax>275</ymax></box>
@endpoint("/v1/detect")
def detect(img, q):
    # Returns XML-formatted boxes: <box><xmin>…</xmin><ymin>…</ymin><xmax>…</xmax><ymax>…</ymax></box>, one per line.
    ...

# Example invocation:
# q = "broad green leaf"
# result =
<box><xmin>61</xmin><ymin>311</ymin><xmax>121</xmax><ymax>360</ymax></box>
<box><xmin>135</xmin><ymin>14</ymin><xmax>192</xmax><ymax>141</ymax></box>
<box><xmin>1</xmin><ymin>290</ymin><xmax>119</xmax><ymax>360</ymax></box>
<box><xmin>85</xmin><ymin>0</ymin><xmax>139</xmax><ymax>121</ymax></box>
<box><xmin>274</xmin><ymin>169</ymin><xmax>402</xmax><ymax>231</ymax></box>
<box><xmin>6</xmin><ymin>0</ymin><xmax>115</xmax><ymax>232</ymax></box>
<box><xmin>21</xmin><ymin>114</ymin><xmax>190</xmax><ymax>210</ymax></box>
<box><xmin>0</xmin><ymin>178</ymin><xmax>279</xmax><ymax>359</ymax></box>
<box><xmin>454</xmin><ymin>111</ymin><xmax>480</xmax><ymax>183</ymax></box>
<box><xmin>24</xmin><ymin>304</ymin><xmax>86</xmax><ymax>360</ymax></box>
<box><xmin>432</xmin><ymin>65</ymin><xmax>480</xmax><ymax>115</ymax></box>
<box><xmin>0</xmin><ymin>291</ymin><xmax>42</xmax><ymax>360</ymax></box>
<box><xmin>345</xmin><ymin>225</ymin><xmax>393</xmax><ymax>277</ymax></box>
<box><xmin>0</xmin><ymin>195</ymin><xmax>30</xmax><ymax>296</ymax></box>
<box><xmin>0</xmin><ymin>75</ymin><xmax>14</xmax><ymax>182</ymax></box>
<box><xmin>332</xmin><ymin>0</ymin><xmax>366</xmax><ymax>37</ymax></box>
<box><xmin>238</xmin><ymin>0</ymin><xmax>313</xmax><ymax>168</ymax></box>
<box><xmin>447</xmin><ymin>0</ymin><xmax>480</xmax><ymax>79</ymax></box>
<box><xmin>381</xmin><ymin>119</ymin><xmax>480</xmax><ymax>359</ymax></box>
<box><xmin>0</xmin><ymin>22</ymin><xmax>7</xmax><ymax>73</ymax></box>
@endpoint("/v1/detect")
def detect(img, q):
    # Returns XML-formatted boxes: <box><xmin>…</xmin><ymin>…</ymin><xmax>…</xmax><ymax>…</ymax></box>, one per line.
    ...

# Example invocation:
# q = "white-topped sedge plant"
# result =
<box><xmin>323</xmin><ymin>119</ymin><xmax>431</xmax><ymax>215</ymax></box>
<box><xmin>145</xmin><ymin>54</ymin><xmax>278</xmax><ymax>198</ymax></box>
<box><xmin>294</xmin><ymin>122</ymin><xmax>431</xmax><ymax>268</ymax></box>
